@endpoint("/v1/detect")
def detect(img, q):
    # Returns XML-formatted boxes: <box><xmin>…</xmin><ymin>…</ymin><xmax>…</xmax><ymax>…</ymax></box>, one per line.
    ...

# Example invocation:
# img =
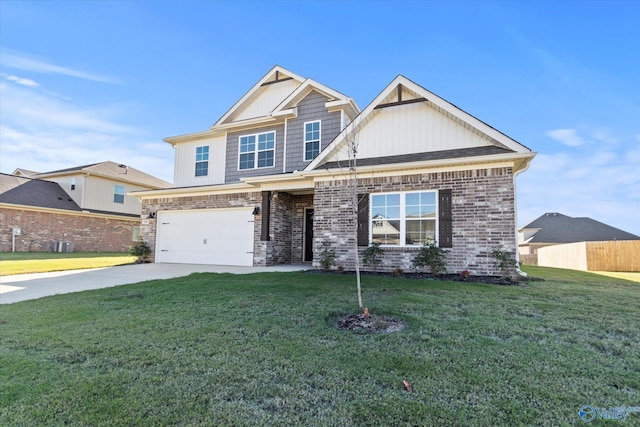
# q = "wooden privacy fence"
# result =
<box><xmin>537</xmin><ymin>240</ymin><xmax>640</xmax><ymax>272</ymax></box>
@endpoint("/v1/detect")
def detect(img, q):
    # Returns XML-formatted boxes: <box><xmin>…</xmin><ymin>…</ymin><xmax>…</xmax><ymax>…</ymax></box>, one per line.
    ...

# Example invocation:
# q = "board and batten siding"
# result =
<box><xmin>225</xmin><ymin>124</ymin><xmax>285</xmax><ymax>183</ymax></box>
<box><xmin>285</xmin><ymin>91</ymin><xmax>342</xmax><ymax>173</ymax></box>
<box><xmin>47</xmin><ymin>174</ymin><xmax>87</xmax><ymax>209</ymax></box>
<box><xmin>82</xmin><ymin>176</ymin><xmax>145</xmax><ymax>215</ymax></box>
<box><xmin>338</xmin><ymin>102</ymin><xmax>495</xmax><ymax>161</ymax></box>
<box><xmin>173</xmin><ymin>136</ymin><xmax>226</xmax><ymax>187</ymax></box>
<box><xmin>228</xmin><ymin>79</ymin><xmax>300</xmax><ymax>123</ymax></box>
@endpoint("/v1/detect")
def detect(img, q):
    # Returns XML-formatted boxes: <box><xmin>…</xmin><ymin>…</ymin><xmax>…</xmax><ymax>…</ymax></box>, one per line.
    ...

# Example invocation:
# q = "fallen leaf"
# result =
<box><xmin>403</xmin><ymin>380</ymin><xmax>413</xmax><ymax>392</ymax></box>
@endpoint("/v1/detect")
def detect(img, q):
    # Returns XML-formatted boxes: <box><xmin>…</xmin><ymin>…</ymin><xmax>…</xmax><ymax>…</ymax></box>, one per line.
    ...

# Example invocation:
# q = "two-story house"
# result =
<box><xmin>132</xmin><ymin>66</ymin><xmax>535</xmax><ymax>275</ymax></box>
<box><xmin>1</xmin><ymin>162</ymin><xmax>171</xmax><ymax>252</ymax></box>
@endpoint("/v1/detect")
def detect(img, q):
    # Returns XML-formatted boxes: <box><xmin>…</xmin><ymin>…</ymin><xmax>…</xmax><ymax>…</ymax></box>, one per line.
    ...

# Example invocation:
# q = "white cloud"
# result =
<box><xmin>545</xmin><ymin>128</ymin><xmax>586</xmax><ymax>147</ymax></box>
<box><xmin>518</xmin><ymin>139</ymin><xmax>640</xmax><ymax>235</ymax></box>
<box><xmin>4</xmin><ymin>74</ymin><xmax>39</xmax><ymax>87</ymax></box>
<box><xmin>0</xmin><ymin>79</ymin><xmax>173</xmax><ymax>183</ymax></box>
<box><xmin>1</xmin><ymin>49</ymin><xmax>117</xmax><ymax>84</ymax></box>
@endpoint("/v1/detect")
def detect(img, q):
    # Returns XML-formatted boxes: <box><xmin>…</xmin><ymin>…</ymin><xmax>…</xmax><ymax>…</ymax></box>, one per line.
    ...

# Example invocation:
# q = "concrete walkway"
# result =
<box><xmin>0</xmin><ymin>263</ymin><xmax>310</xmax><ymax>304</ymax></box>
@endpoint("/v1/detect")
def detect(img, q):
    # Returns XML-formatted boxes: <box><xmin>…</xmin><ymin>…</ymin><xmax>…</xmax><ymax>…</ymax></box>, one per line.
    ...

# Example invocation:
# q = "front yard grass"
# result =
<box><xmin>1</xmin><ymin>267</ymin><xmax>638</xmax><ymax>426</ymax></box>
<box><xmin>0</xmin><ymin>252</ymin><xmax>136</xmax><ymax>276</ymax></box>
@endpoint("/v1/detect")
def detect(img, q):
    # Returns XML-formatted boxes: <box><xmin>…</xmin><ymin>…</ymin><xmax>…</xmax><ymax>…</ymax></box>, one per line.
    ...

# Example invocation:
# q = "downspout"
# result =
<box><xmin>282</xmin><ymin>119</ymin><xmax>288</xmax><ymax>173</ymax></box>
<box><xmin>513</xmin><ymin>159</ymin><xmax>532</xmax><ymax>277</ymax></box>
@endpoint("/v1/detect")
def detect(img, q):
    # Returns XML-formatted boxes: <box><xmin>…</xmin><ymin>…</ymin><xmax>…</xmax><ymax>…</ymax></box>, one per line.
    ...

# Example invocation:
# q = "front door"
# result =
<box><xmin>304</xmin><ymin>208</ymin><xmax>314</xmax><ymax>262</ymax></box>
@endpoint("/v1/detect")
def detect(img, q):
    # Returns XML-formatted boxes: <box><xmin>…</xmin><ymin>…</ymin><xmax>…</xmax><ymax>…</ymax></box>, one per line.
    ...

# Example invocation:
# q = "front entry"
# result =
<box><xmin>304</xmin><ymin>208</ymin><xmax>314</xmax><ymax>262</ymax></box>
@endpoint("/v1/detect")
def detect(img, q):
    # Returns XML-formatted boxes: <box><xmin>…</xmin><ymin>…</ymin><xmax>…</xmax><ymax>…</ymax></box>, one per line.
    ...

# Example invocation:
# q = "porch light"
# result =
<box><xmin>252</xmin><ymin>207</ymin><xmax>260</xmax><ymax>215</ymax></box>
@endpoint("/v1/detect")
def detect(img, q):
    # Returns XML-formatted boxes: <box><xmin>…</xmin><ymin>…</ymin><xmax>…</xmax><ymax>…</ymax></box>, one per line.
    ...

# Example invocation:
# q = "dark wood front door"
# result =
<box><xmin>304</xmin><ymin>209</ymin><xmax>314</xmax><ymax>262</ymax></box>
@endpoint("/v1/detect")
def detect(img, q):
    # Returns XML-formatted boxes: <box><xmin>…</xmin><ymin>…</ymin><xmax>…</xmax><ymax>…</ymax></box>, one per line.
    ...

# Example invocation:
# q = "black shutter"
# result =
<box><xmin>261</xmin><ymin>191</ymin><xmax>271</xmax><ymax>241</ymax></box>
<box><xmin>357</xmin><ymin>193</ymin><xmax>369</xmax><ymax>246</ymax></box>
<box><xmin>439</xmin><ymin>189</ymin><xmax>452</xmax><ymax>248</ymax></box>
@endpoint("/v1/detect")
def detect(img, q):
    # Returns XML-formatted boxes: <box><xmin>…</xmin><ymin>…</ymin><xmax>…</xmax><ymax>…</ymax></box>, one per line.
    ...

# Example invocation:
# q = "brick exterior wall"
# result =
<box><xmin>0</xmin><ymin>207</ymin><xmax>138</xmax><ymax>253</ymax></box>
<box><xmin>140</xmin><ymin>191</ymin><xmax>314</xmax><ymax>265</ymax></box>
<box><xmin>140</xmin><ymin>192</ymin><xmax>263</xmax><ymax>263</ymax></box>
<box><xmin>312</xmin><ymin>166</ymin><xmax>517</xmax><ymax>276</ymax></box>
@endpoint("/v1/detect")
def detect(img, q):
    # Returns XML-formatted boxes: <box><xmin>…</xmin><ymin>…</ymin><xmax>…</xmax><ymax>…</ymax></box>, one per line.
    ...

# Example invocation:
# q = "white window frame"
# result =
<box><xmin>303</xmin><ymin>120</ymin><xmax>321</xmax><ymax>161</ymax></box>
<box><xmin>369</xmin><ymin>190</ymin><xmax>439</xmax><ymax>247</ymax></box>
<box><xmin>238</xmin><ymin>130</ymin><xmax>276</xmax><ymax>170</ymax></box>
<box><xmin>114</xmin><ymin>184</ymin><xmax>125</xmax><ymax>204</ymax></box>
<box><xmin>195</xmin><ymin>145</ymin><xmax>209</xmax><ymax>177</ymax></box>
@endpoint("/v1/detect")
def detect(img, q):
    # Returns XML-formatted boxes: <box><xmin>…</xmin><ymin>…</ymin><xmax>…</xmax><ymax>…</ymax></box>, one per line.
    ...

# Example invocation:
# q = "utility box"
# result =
<box><xmin>54</xmin><ymin>241</ymin><xmax>74</xmax><ymax>253</ymax></box>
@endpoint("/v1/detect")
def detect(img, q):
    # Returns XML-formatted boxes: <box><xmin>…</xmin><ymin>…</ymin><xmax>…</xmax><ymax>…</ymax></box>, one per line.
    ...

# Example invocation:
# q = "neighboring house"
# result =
<box><xmin>1</xmin><ymin>162</ymin><xmax>171</xmax><ymax>253</ymax></box>
<box><xmin>132</xmin><ymin>66</ymin><xmax>535</xmax><ymax>275</ymax></box>
<box><xmin>30</xmin><ymin>161</ymin><xmax>172</xmax><ymax>217</ymax></box>
<box><xmin>518</xmin><ymin>212</ymin><xmax>640</xmax><ymax>270</ymax></box>
<box><xmin>519</xmin><ymin>212</ymin><xmax>640</xmax><ymax>256</ymax></box>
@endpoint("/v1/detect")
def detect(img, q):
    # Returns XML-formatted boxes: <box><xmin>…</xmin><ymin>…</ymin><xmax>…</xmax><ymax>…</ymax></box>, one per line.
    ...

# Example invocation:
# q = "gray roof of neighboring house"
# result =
<box><xmin>34</xmin><ymin>161</ymin><xmax>172</xmax><ymax>188</ymax></box>
<box><xmin>0</xmin><ymin>173</ymin><xmax>82</xmax><ymax>211</ymax></box>
<box><xmin>520</xmin><ymin>212</ymin><xmax>640</xmax><ymax>244</ymax></box>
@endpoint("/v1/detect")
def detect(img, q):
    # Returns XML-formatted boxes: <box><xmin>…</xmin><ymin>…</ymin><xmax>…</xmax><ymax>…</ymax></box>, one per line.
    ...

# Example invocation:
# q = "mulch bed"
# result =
<box><xmin>336</xmin><ymin>313</ymin><xmax>406</xmax><ymax>333</ymax></box>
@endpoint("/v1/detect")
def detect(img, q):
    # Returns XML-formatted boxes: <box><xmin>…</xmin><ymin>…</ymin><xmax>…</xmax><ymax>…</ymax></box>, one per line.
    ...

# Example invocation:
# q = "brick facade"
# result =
<box><xmin>312</xmin><ymin>166</ymin><xmax>517</xmax><ymax>276</ymax></box>
<box><xmin>0</xmin><ymin>207</ymin><xmax>138</xmax><ymax>253</ymax></box>
<box><xmin>140</xmin><ymin>191</ymin><xmax>314</xmax><ymax>265</ymax></box>
<box><xmin>140</xmin><ymin>166</ymin><xmax>516</xmax><ymax>275</ymax></box>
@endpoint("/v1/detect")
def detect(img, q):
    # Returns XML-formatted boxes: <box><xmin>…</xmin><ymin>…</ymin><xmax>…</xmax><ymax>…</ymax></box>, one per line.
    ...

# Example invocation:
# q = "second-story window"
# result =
<box><xmin>239</xmin><ymin>131</ymin><xmax>275</xmax><ymax>170</ymax></box>
<box><xmin>195</xmin><ymin>145</ymin><xmax>209</xmax><ymax>176</ymax></box>
<box><xmin>304</xmin><ymin>120</ymin><xmax>321</xmax><ymax>161</ymax></box>
<box><xmin>114</xmin><ymin>184</ymin><xmax>125</xmax><ymax>204</ymax></box>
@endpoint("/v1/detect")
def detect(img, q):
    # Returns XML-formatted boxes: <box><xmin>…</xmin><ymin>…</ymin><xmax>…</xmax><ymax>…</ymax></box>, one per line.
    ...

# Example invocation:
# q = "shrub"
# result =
<box><xmin>129</xmin><ymin>238</ymin><xmax>151</xmax><ymax>263</ymax></box>
<box><xmin>411</xmin><ymin>240</ymin><xmax>448</xmax><ymax>275</ymax></box>
<box><xmin>392</xmin><ymin>268</ymin><xmax>405</xmax><ymax>277</ymax></box>
<box><xmin>491</xmin><ymin>248</ymin><xmax>518</xmax><ymax>279</ymax></box>
<box><xmin>318</xmin><ymin>242</ymin><xmax>336</xmax><ymax>270</ymax></box>
<box><xmin>362</xmin><ymin>242</ymin><xmax>384</xmax><ymax>270</ymax></box>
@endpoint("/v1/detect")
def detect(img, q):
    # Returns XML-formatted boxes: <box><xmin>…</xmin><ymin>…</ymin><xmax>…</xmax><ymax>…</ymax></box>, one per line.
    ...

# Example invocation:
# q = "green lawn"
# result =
<box><xmin>0</xmin><ymin>252</ymin><xmax>136</xmax><ymax>276</ymax></box>
<box><xmin>1</xmin><ymin>266</ymin><xmax>638</xmax><ymax>426</ymax></box>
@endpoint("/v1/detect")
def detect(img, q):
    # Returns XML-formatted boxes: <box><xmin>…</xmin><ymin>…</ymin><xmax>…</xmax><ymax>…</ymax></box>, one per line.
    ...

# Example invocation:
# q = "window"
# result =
<box><xmin>195</xmin><ymin>145</ymin><xmax>209</xmax><ymax>176</ymax></box>
<box><xmin>114</xmin><ymin>184</ymin><xmax>125</xmax><ymax>204</ymax></box>
<box><xmin>132</xmin><ymin>226</ymin><xmax>140</xmax><ymax>241</ymax></box>
<box><xmin>371</xmin><ymin>191</ymin><xmax>437</xmax><ymax>246</ymax></box>
<box><xmin>239</xmin><ymin>131</ymin><xmax>275</xmax><ymax>170</ymax></box>
<box><xmin>304</xmin><ymin>120</ymin><xmax>321</xmax><ymax>161</ymax></box>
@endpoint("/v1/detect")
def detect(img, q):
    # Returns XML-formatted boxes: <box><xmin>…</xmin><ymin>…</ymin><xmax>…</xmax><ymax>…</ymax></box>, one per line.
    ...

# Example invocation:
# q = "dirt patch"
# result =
<box><xmin>336</xmin><ymin>313</ymin><xmax>406</xmax><ymax>333</ymax></box>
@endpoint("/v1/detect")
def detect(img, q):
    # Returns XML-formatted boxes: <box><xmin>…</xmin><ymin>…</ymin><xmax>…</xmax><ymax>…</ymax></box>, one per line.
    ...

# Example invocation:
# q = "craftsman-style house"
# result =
<box><xmin>132</xmin><ymin>66</ymin><xmax>535</xmax><ymax>275</ymax></box>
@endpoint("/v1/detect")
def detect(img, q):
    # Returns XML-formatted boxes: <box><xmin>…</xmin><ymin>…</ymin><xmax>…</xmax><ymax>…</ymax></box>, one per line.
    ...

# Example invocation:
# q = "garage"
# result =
<box><xmin>155</xmin><ymin>208</ymin><xmax>255</xmax><ymax>266</ymax></box>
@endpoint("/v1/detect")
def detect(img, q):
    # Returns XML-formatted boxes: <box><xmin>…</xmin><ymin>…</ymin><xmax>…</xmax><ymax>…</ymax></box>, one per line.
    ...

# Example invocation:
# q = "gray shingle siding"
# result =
<box><xmin>285</xmin><ymin>91</ymin><xmax>342</xmax><ymax>172</ymax></box>
<box><xmin>225</xmin><ymin>124</ymin><xmax>285</xmax><ymax>183</ymax></box>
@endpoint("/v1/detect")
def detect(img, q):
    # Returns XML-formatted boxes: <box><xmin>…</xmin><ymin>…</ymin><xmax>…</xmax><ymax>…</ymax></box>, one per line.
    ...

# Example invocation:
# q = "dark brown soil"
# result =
<box><xmin>336</xmin><ymin>313</ymin><xmax>406</xmax><ymax>333</ymax></box>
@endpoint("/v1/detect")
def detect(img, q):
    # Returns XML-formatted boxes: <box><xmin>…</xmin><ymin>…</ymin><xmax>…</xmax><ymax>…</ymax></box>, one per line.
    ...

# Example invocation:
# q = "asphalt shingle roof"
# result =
<box><xmin>520</xmin><ymin>212</ymin><xmax>640</xmax><ymax>243</ymax></box>
<box><xmin>0</xmin><ymin>174</ymin><xmax>82</xmax><ymax>211</ymax></box>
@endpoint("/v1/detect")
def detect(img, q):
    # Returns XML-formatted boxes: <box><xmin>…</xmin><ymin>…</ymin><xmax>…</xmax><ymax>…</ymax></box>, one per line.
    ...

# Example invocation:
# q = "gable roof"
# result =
<box><xmin>0</xmin><ymin>173</ymin><xmax>82</xmax><ymax>211</ymax></box>
<box><xmin>306</xmin><ymin>74</ymin><xmax>534</xmax><ymax>172</ymax></box>
<box><xmin>12</xmin><ymin>168</ymin><xmax>40</xmax><ymax>177</ymax></box>
<box><xmin>520</xmin><ymin>212</ymin><xmax>640</xmax><ymax>244</ymax></box>
<box><xmin>212</xmin><ymin>65</ymin><xmax>306</xmax><ymax>128</ymax></box>
<box><xmin>210</xmin><ymin>65</ymin><xmax>359</xmax><ymax>130</ymax></box>
<box><xmin>34</xmin><ymin>161</ymin><xmax>172</xmax><ymax>188</ymax></box>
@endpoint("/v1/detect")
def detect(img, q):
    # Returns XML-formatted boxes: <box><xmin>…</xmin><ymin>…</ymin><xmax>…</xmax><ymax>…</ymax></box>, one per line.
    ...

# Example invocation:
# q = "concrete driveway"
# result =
<box><xmin>0</xmin><ymin>263</ymin><xmax>309</xmax><ymax>304</ymax></box>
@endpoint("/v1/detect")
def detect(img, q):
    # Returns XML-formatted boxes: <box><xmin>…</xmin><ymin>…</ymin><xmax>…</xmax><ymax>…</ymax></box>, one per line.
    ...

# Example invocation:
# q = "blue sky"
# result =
<box><xmin>1</xmin><ymin>0</ymin><xmax>638</xmax><ymax>234</ymax></box>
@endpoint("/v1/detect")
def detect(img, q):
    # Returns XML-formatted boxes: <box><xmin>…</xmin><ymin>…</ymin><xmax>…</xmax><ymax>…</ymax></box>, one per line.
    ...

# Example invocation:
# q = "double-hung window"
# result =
<box><xmin>371</xmin><ymin>191</ymin><xmax>437</xmax><ymax>246</ymax></box>
<box><xmin>195</xmin><ymin>145</ymin><xmax>209</xmax><ymax>176</ymax></box>
<box><xmin>239</xmin><ymin>131</ymin><xmax>275</xmax><ymax>170</ymax></box>
<box><xmin>304</xmin><ymin>120</ymin><xmax>321</xmax><ymax>161</ymax></box>
<box><xmin>114</xmin><ymin>184</ymin><xmax>125</xmax><ymax>204</ymax></box>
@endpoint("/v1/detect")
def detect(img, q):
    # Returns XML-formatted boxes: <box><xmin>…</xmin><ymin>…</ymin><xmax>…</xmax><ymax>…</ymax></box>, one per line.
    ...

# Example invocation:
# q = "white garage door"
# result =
<box><xmin>155</xmin><ymin>208</ymin><xmax>255</xmax><ymax>266</ymax></box>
